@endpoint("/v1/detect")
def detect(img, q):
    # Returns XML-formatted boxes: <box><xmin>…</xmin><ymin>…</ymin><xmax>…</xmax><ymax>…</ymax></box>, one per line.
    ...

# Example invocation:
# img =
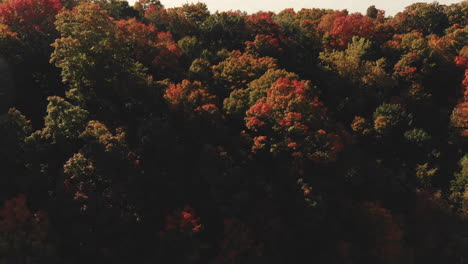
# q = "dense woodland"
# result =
<box><xmin>0</xmin><ymin>0</ymin><xmax>467</xmax><ymax>262</ymax></box>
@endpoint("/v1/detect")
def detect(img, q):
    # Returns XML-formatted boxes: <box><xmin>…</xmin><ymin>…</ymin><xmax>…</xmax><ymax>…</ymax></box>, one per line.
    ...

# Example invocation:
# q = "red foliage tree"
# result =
<box><xmin>115</xmin><ymin>18</ymin><xmax>182</xmax><ymax>77</ymax></box>
<box><xmin>245</xmin><ymin>34</ymin><xmax>283</xmax><ymax>58</ymax></box>
<box><xmin>116</xmin><ymin>18</ymin><xmax>158</xmax><ymax>63</ymax></box>
<box><xmin>317</xmin><ymin>10</ymin><xmax>348</xmax><ymax>33</ymax></box>
<box><xmin>0</xmin><ymin>0</ymin><xmax>62</xmax><ymax>34</ymax></box>
<box><xmin>159</xmin><ymin>206</ymin><xmax>204</xmax><ymax>262</ymax></box>
<box><xmin>246</xmin><ymin>11</ymin><xmax>281</xmax><ymax>38</ymax></box>
<box><xmin>144</xmin><ymin>3</ymin><xmax>169</xmax><ymax>30</ymax></box>
<box><xmin>394</xmin><ymin>52</ymin><xmax>421</xmax><ymax>80</ymax></box>
<box><xmin>452</xmin><ymin>56</ymin><xmax>468</xmax><ymax>137</ymax></box>
<box><xmin>0</xmin><ymin>194</ymin><xmax>52</xmax><ymax>261</ymax></box>
<box><xmin>329</xmin><ymin>13</ymin><xmax>375</xmax><ymax>48</ymax></box>
<box><xmin>164</xmin><ymin>80</ymin><xmax>220</xmax><ymax>118</ymax></box>
<box><xmin>152</xmin><ymin>31</ymin><xmax>183</xmax><ymax>74</ymax></box>
<box><xmin>161</xmin><ymin>205</ymin><xmax>202</xmax><ymax>235</ymax></box>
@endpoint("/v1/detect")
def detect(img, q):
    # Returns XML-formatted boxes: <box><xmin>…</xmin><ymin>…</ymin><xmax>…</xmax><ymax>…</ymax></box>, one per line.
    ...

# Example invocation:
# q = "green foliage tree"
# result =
<box><xmin>451</xmin><ymin>155</ymin><xmax>468</xmax><ymax>196</ymax></box>
<box><xmin>444</xmin><ymin>1</ymin><xmax>468</xmax><ymax>26</ymax></box>
<box><xmin>164</xmin><ymin>3</ymin><xmax>209</xmax><ymax>40</ymax></box>
<box><xmin>200</xmin><ymin>11</ymin><xmax>247</xmax><ymax>51</ymax></box>
<box><xmin>394</xmin><ymin>2</ymin><xmax>450</xmax><ymax>36</ymax></box>
<box><xmin>372</xmin><ymin>103</ymin><xmax>409</xmax><ymax>135</ymax></box>
<box><xmin>319</xmin><ymin>37</ymin><xmax>395</xmax><ymax>116</ymax></box>
<box><xmin>93</xmin><ymin>0</ymin><xmax>139</xmax><ymax>20</ymax></box>
<box><xmin>366</xmin><ymin>5</ymin><xmax>378</xmax><ymax>19</ymax></box>
<box><xmin>178</xmin><ymin>36</ymin><xmax>202</xmax><ymax>62</ymax></box>
<box><xmin>188</xmin><ymin>58</ymin><xmax>212</xmax><ymax>81</ymax></box>
<box><xmin>51</xmin><ymin>2</ymin><xmax>153</xmax><ymax>120</ymax></box>
<box><xmin>213</xmin><ymin>50</ymin><xmax>277</xmax><ymax>96</ymax></box>
<box><xmin>41</xmin><ymin>96</ymin><xmax>88</xmax><ymax>143</ymax></box>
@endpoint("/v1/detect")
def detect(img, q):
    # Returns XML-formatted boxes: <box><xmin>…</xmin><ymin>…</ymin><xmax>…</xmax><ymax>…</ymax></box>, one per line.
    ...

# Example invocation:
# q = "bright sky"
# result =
<box><xmin>128</xmin><ymin>0</ymin><xmax>463</xmax><ymax>16</ymax></box>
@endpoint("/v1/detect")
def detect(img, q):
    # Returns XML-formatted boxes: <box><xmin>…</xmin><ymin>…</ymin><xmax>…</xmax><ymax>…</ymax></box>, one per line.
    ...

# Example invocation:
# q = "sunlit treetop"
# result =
<box><xmin>244</xmin><ymin>77</ymin><xmax>343</xmax><ymax>163</ymax></box>
<box><xmin>223</xmin><ymin>68</ymin><xmax>299</xmax><ymax>117</ymax></box>
<box><xmin>328</xmin><ymin>13</ymin><xmax>375</xmax><ymax>48</ymax></box>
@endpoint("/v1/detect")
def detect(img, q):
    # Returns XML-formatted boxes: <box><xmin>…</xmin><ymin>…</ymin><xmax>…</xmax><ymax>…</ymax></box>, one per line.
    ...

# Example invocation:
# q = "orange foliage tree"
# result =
<box><xmin>244</xmin><ymin>77</ymin><xmax>343</xmax><ymax>162</ymax></box>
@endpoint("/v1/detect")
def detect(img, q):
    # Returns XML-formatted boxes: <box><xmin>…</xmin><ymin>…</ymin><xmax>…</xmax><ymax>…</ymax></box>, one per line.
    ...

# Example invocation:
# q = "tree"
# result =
<box><xmin>158</xmin><ymin>206</ymin><xmax>203</xmax><ymax>263</ymax></box>
<box><xmin>143</xmin><ymin>2</ymin><xmax>169</xmax><ymax>31</ymax></box>
<box><xmin>0</xmin><ymin>109</ymin><xmax>32</xmax><ymax>196</ymax></box>
<box><xmin>223</xmin><ymin>68</ymin><xmax>299</xmax><ymax>117</ymax></box>
<box><xmin>213</xmin><ymin>50</ymin><xmax>277</xmax><ymax>96</ymax></box>
<box><xmin>247</xmin><ymin>69</ymin><xmax>299</xmax><ymax>106</ymax></box>
<box><xmin>1</xmin><ymin>2</ymin><xmax>468</xmax><ymax>262</ymax></box>
<box><xmin>178</xmin><ymin>36</ymin><xmax>202</xmax><ymax>62</ymax></box>
<box><xmin>0</xmin><ymin>0</ymin><xmax>62</xmax><ymax>35</ymax></box>
<box><xmin>188</xmin><ymin>58</ymin><xmax>212</xmax><ymax>81</ymax></box>
<box><xmin>116</xmin><ymin>18</ymin><xmax>159</xmax><ymax>66</ymax></box>
<box><xmin>115</xmin><ymin>18</ymin><xmax>182</xmax><ymax>78</ymax></box>
<box><xmin>134</xmin><ymin>0</ymin><xmax>163</xmax><ymax>14</ymax></box>
<box><xmin>51</xmin><ymin>2</ymin><xmax>121</xmax><ymax>100</ymax></box>
<box><xmin>393</xmin><ymin>2</ymin><xmax>449</xmax><ymax>36</ymax></box>
<box><xmin>164</xmin><ymin>3</ymin><xmax>210</xmax><ymax>40</ymax></box>
<box><xmin>244</xmin><ymin>77</ymin><xmax>343</xmax><ymax>162</ymax></box>
<box><xmin>0</xmin><ymin>0</ymin><xmax>64</xmax><ymax>126</ymax></box>
<box><xmin>61</xmin><ymin>0</ymin><xmax>85</xmax><ymax>9</ymax></box>
<box><xmin>444</xmin><ymin>1</ymin><xmax>468</xmax><ymax>26</ymax></box>
<box><xmin>317</xmin><ymin>10</ymin><xmax>347</xmax><ymax>34</ymax></box>
<box><xmin>200</xmin><ymin>11</ymin><xmax>247</xmax><ymax>51</ymax></box>
<box><xmin>245</xmin><ymin>34</ymin><xmax>283</xmax><ymax>58</ymax></box>
<box><xmin>64</xmin><ymin>119</ymin><xmax>135</xmax><ymax>216</ymax></box>
<box><xmin>451</xmin><ymin>55</ymin><xmax>468</xmax><ymax>137</ymax></box>
<box><xmin>329</xmin><ymin>13</ymin><xmax>375</xmax><ymax>48</ymax></box>
<box><xmin>245</xmin><ymin>11</ymin><xmax>281</xmax><ymax>39</ymax></box>
<box><xmin>372</xmin><ymin>103</ymin><xmax>409</xmax><ymax>135</ymax></box>
<box><xmin>0</xmin><ymin>27</ymin><xmax>19</xmax><ymax>108</ymax></box>
<box><xmin>0</xmin><ymin>194</ymin><xmax>57</xmax><ymax>263</ymax></box>
<box><xmin>164</xmin><ymin>80</ymin><xmax>220</xmax><ymax>119</ymax></box>
<box><xmin>51</xmin><ymin>2</ymin><xmax>153</xmax><ymax>119</ymax></box>
<box><xmin>150</xmin><ymin>31</ymin><xmax>183</xmax><ymax>78</ymax></box>
<box><xmin>366</xmin><ymin>5</ymin><xmax>378</xmax><ymax>19</ymax></box>
<box><xmin>450</xmin><ymin>155</ymin><xmax>468</xmax><ymax>213</ymax></box>
<box><xmin>0</xmin><ymin>24</ymin><xmax>20</xmax><ymax>58</ymax></box>
<box><xmin>93</xmin><ymin>0</ymin><xmax>139</xmax><ymax>20</ymax></box>
<box><xmin>296</xmin><ymin>8</ymin><xmax>333</xmax><ymax>26</ymax></box>
<box><xmin>319</xmin><ymin>37</ymin><xmax>395</xmax><ymax>116</ymax></box>
<box><xmin>179</xmin><ymin>2</ymin><xmax>210</xmax><ymax>26</ymax></box>
<box><xmin>356</xmin><ymin>202</ymin><xmax>403</xmax><ymax>263</ymax></box>
<box><xmin>41</xmin><ymin>96</ymin><xmax>89</xmax><ymax>143</ymax></box>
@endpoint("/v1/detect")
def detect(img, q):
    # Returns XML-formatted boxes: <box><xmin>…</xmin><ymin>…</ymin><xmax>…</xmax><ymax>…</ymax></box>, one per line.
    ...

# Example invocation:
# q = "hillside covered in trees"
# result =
<box><xmin>0</xmin><ymin>0</ymin><xmax>467</xmax><ymax>262</ymax></box>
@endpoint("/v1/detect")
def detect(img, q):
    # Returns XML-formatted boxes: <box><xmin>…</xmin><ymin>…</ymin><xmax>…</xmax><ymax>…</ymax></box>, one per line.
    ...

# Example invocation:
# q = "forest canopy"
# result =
<box><xmin>0</xmin><ymin>0</ymin><xmax>467</xmax><ymax>263</ymax></box>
